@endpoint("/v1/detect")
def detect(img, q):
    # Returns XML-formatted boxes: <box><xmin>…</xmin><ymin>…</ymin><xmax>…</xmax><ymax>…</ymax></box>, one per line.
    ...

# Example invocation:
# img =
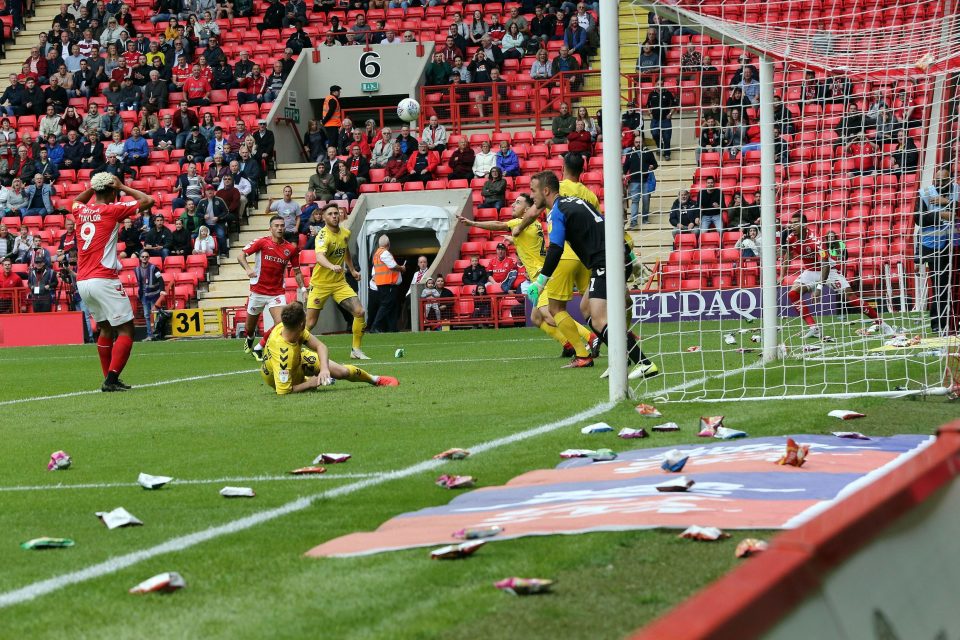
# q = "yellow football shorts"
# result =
<box><xmin>543</xmin><ymin>258</ymin><xmax>590</xmax><ymax>303</ymax></box>
<box><xmin>306</xmin><ymin>281</ymin><xmax>358</xmax><ymax>311</ymax></box>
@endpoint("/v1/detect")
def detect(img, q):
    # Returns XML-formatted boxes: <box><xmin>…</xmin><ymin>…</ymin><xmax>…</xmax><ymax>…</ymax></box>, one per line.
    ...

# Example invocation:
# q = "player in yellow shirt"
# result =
<box><xmin>305</xmin><ymin>203</ymin><xmax>370</xmax><ymax>360</ymax></box>
<box><xmin>458</xmin><ymin>194</ymin><xmax>595</xmax><ymax>358</ymax></box>
<box><xmin>261</xmin><ymin>302</ymin><xmax>399</xmax><ymax>395</ymax></box>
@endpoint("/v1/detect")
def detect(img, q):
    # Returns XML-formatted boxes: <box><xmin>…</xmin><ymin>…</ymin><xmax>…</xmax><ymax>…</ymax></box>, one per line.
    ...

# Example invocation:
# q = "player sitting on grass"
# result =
<box><xmin>780</xmin><ymin>211</ymin><xmax>894</xmax><ymax>340</ymax></box>
<box><xmin>259</xmin><ymin>301</ymin><xmax>399</xmax><ymax>394</ymax></box>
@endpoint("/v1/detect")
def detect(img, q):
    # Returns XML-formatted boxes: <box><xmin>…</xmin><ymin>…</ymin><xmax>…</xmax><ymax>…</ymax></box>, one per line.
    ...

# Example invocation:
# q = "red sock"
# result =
<box><xmin>788</xmin><ymin>289</ymin><xmax>816</xmax><ymax>327</ymax></box>
<box><xmin>108</xmin><ymin>335</ymin><xmax>133</xmax><ymax>376</ymax></box>
<box><xmin>848</xmin><ymin>295</ymin><xmax>879</xmax><ymax>320</ymax></box>
<box><xmin>258</xmin><ymin>326</ymin><xmax>274</xmax><ymax>348</ymax></box>
<box><xmin>96</xmin><ymin>334</ymin><xmax>113</xmax><ymax>377</ymax></box>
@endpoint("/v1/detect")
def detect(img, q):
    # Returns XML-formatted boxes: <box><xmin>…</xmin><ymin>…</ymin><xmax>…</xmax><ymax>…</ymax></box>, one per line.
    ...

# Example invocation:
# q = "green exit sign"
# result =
<box><xmin>283</xmin><ymin>107</ymin><xmax>300</xmax><ymax>123</ymax></box>
<box><xmin>361</xmin><ymin>82</ymin><xmax>380</xmax><ymax>92</ymax></box>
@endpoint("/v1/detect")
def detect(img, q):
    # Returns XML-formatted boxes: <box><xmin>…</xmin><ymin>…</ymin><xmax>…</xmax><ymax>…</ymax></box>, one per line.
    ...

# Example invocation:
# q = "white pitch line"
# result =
<box><xmin>0</xmin><ymin>472</ymin><xmax>382</xmax><ymax>493</ymax></box>
<box><xmin>0</xmin><ymin>355</ymin><xmax>557</xmax><ymax>407</ymax></box>
<box><xmin>0</xmin><ymin>400</ymin><xmax>613</xmax><ymax>609</ymax></box>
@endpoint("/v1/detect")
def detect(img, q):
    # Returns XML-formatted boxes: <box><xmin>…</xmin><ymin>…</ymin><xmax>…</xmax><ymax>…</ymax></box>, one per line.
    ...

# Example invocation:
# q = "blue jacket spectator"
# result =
<box><xmin>46</xmin><ymin>143</ymin><xmax>65</xmax><ymax>166</ymax></box>
<box><xmin>23</xmin><ymin>179</ymin><xmax>55</xmax><ymax>216</ymax></box>
<box><xmin>123</xmin><ymin>129</ymin><xmax>150</xmax><ymax>166</ymax></box>
<box><xmin>494</xmin><ymin>144</ymin><xmax>520</xmax><ymax>177</ymax></box>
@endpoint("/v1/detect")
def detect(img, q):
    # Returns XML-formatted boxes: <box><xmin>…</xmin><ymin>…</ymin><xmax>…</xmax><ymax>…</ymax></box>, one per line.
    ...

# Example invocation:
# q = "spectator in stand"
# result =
<box><xmin>333</xmin><ymin>163</ymin><xmax>358</xmax><ymax>200</ymax></box>
<box><xmin>636</xmin><ymin>44</ymin><xmax>659</xmax><ymax>76</ymax></box>
<box><xmin>102</xmin><ymin>152</ymin><xmax>136</xmax><ymax>182</ymax></box>
<box><xmin>551</xmin><ymin>102</ymin><xmax>576</xmax><ymax>144</ymax></box>
<box><xmin>448</xmin><ymin>137</ymin><xmax>475</xmax><ymax>180</ymax></box>
<box><xmin>143</xmin><ymin>214</ymin><xmax>172</xmax><ymax>258</ymax></box>
<box><xmin>0</xmin><ymin>257</ymin><xmax>25</xmax><ymax>313</ymax></box>
<box><xmin>171</xmin><ymin>101</ymin><xmax>199</xmax><ymax>148</ymax></box>
<box><xmin>887</xmin><ymin>129</ymin><xmax>919</xmax><ymax>176</ymax></box>
<box><xmin>918</xmin><ymin>167</ymin><xmax>960</xmax><ymax>334</ymax></box>
<box><xmin>116</xmin><ymin>77</ymin><xmax>141</xmax><ymax>111</ymax></box>
<box><xmin>724</xmin><ymin>191</ymin><xmax>747</xmax><ymax>229</ymax></box>
<box><xmin>472</xmin><ymin>139</ymin><xmax>496</xmax><ymax>178</ymax></box>
<box><xmin>698</xmin><ymin>176</ymin><xmax>723</xmax><ymax>235</ymax></box>
<box><xmin>225</xmin><ymin>160</ymin><xmax>252</xmax><ymax>215</ymax></box>
<box><xmin>722</xmin><ymin>108</ymin><xmax>746</xmax><ymax>159</ymax></box>
<box><xmin>402</xmin><ymin>141</ymin><xmax>439</xmax><ymax>184</ymax></box>
<box><xmin>334</xmin><ymin>118</ymin><xmax>355</xmax><ymax>155</ymax></box>
<box><xmin>434</xmin><ymin>274</ymin><xmax>455</xmax><ymax>320</ymax></box>
<box><xmin>38</xmin><ymin>105</ymin><xmax>62</xmax><ymax>142</ymax></box>
<box><xmin>574</xmin><ymin>106</ymin><xmax>598</xmax><ymax>140</ymax></box>
<box><xmin>845</xmin><ymin>133</ymin><xmax>876</xmax><ymax>176</ymax></box>
<box><xmin>421</xmin><ymin>116</ymin><xmax>448</xmax><ymax>152</ymax></box>
<box><xmin>0</xmin><ymin>225</ymin><xmax>14</xmax><ymax>260</ymax></box>
<box><xmin>348</xmin><ymin>129</ymin><xmax>371</xmax><ymax>159</ymax></box>
<box><xmin>646</xmin><ymin>77</ymin><xmax>676</xmax><ymax>160</ymax></box>
<box><xmin>226</xmin><ymin>120</ymin><xmax>248</xmax><ymax>161</ymax></box>
<box><xmin>143</xmin><ymin>69</ymin><xmax>168</xmax><ymax>111</ymax></box>
<box><xmin>193</xmin><ymin>224</ymin><xmax>216</xmax><ymax>255</ymax></box>
<box><xmin>266</xmin><ymin>186</ymin><xmax>300</xmax><ymax>242</ymax></box>
<box><xmin>563</xmin><ymin>18</ymin><xmax>587</xmax><ymax>59</ymax></box>
<box><xmin>123</xmin><ymin>126</ymin><xmax>149</xmax><ymax>167</ymax></box>
<box><xmin>425</xmin><ymin>51</ymin><xmax>452</xmax><ymax>86</ymax></box>
<box><xmin>383</xmin><ymin>141</ymin><xmax>409</xmax><ymax>183</ymax></box>
<box><xmin>28</xmin><ymin>258</ymin><xmax>57</xmax><ymax>312</ymax></box>
<box><xmin>461</xmin><ymin>255</ymin><xmax>491</xmax><ymax>291</ymax></box>
<box><xmin>371</xmin><ymin>126</ymin><xmax>394</xmax><ymax>167</ymax></box>
<box><xmin>395</xmin><ymin>125</ymin><xmax>418</xmax><ymax>157</ymax></box>
<box><xmin>173</xmin><ymin>162</ymin><xmax>204</xmax><ymax>209</ymax></box>
<box><xmin>9</xmin><ymin>146</ymin><xmax>35</xmax><ymax>183</ymax></box>
<box><xmin>135</xmin><ymin>249</ymin><xmax>165</xmax><ymax>339</ymax></box>
<box><xmin>201</xmin><ymin>182</ymin><xmax>232</xmax><ymax>254</ymax></box>
<box><xmin>825</xmin><ymin>73</ymin><xmax>852</xmax><ymax>105</ymax></box>
<box><xmin>151</xmin><ymin>114</ymin><xmax>177</xmax><ymax>151</ymax></box>
<box><xmin>502</xmin><ymin>23</ymin><xmax>526</xmax><ymax>60</ymax></box>
<box><xmin>43</xmin><ymin>76</ymin><xmax>68</xmax><ymax>114</ymax></box>
<box><xmin>738</xmin><ymin>66</ymin><xmax>760</xmax><ymax>104</ymax></box>
<box><xmin>321</xmin><ymin>145</ymin><xmax>339</xmax><ymax>174</ymax></box>
<box><xmin>488</xmin><ymin>13</ymin><xmax>506</xmax><ymax>44</ymax></box>
<box><xmin>7</xmin><ymin>226</ymin><xmax>33</xmax><ymax>263</ymax></box>
<box><xmin>327</xmin><ymin>17</ymin><xmax>348</xmax><ymax>44</ymax></box>
<box><xmin>207</xmin><ymin>126</ymin><xmax>228</xmax><ymax>161</ymax></box>
<box><xmin>178</xmin><ymin>197</ymin><xmax>203</xmax><ymax>237</ymax></box>
<box><xmin>670</xmin><ymin>189</ymin><xmax>699</xmax><ymax>236</ymax></box>
<box><xmin>0</xmin><ymin>177</ymin><xmax>27</xmax><ymax>216</ymax></box>
<box><xmin>480</xmin><ymin>166</ymin><xmax>507</xmax><ymax>209</ymax></box>
<box><xmin>735</xmin><ymin>225</ymin><xmax>760</xmax><ymax>258</ymax></box>
<box><xmin>551</xmin><ymin>45</ymin><xmax>580</xmax><ymax>87</ymax></box>
<box><xmin>873</xmin><ymin>107</ymin><xmax>901</xmax><ymax>144</ymax></box>
<box><xmin>258</xmin><ymin>0</ymin><xmax>285</xmax><ymax>33</ymax></box>
<box><xmin>183</xmin><ymin>64</ymin><xmax>211</xmax><ymax>107</ymax></box>
<box><xmin>307</xmin><ymin>161</ymin><xmax>336</xmax><ymax>201</ymax></box>
<box><xmin>301</xmin><ymin>119</ymin><xmax>326</xmax><ymax>162</ymax></box>
<box><xmin>37</xmin><ymin>146</ymin><xmax>63</xmax><ymax>180</ymax></box>
<box><xmin>530</xmin><ymin>48</ymin><xmax>552</xmax><ymax>80</ymax></box>
<box><xmin>697</xmin><ymin>115</ymin><xmax>721</xmax><ymax>164</ymax></box>
<box><xmin>725</xmin><ymin>86</ymin><xmax>751</xmax><ymax>122</ymax></box>
<box><xmin>495</xmin><ymin>140</ymin><xmax>520</xmax><ymax>177</ymax></box>
<box><xmin>253</xmin><ymin>120</ymin><xmax>275</xmax><ymax>170</ymax></box>
<box><xmin>488</xmin><ymin>242</ymin><xmax>518</xmax><ymax>292</ymax></box>
<box><xmin>566</xmin><ymin>119</ymin><xmax>593</xmax><ymax>159</ymax></box>
<box><xmin>468</xmin><ymin>9</ymin><xmax>488</xmax><ymax>45</ymax></box>
<box><xmin>346</xmin><ymin>145</ymin><xmax>371</xmax><ymax>185</ymax></box>
<box><xmin>117</xmin><ymin>217</ymin><xmax>143</xmax><ymax>259</ymax></box>
<box><xmin>623</xmin><ymin>136</ymin><xmax>658</xmax><ymax>227</ymax></box>
<box><xmin>680</xmin><ymin>42</ymin><xmax>702</xmax><ymax>75</ymax></box>
<box><xmin>23</xmin><ymin>173</ymin><xmax>54</xmax><ymax>217</ymax></box>
<box><xmin>421</xmin><ymin>277</ymin><xmax>441</xmax><ymax>323</ymax></box>
<box><xmin>58</xmin><ymin>219</ymin><xmax>76</xmax><ymax>256</ymax></box>
<box><xmin>468</xmin><ymin>50</ymin><xmax>494</xmax><ymax>84</ymax></box>
<box><xmin>21</xmin><ymin>78</ymin><xmax>45</xmax><ymax>117</ymax></box>
<box><xmin>198</xmin><ymin>112</ymin><xmax>218</xmax><ymax>142</ymax></box>
<box><xmin>348</xmin><ymin>13</ymin><xmax>371</xmax><ymax>44</ymax></box>
<box><xmin>181</xmin><ymin>126</ymin><xmax>208</xmax><ymax>165</ymax></box>
<box><xmin>168</xmin><ymin>217</ymin><xmax>192</xmax><ymax>257</ymax></box>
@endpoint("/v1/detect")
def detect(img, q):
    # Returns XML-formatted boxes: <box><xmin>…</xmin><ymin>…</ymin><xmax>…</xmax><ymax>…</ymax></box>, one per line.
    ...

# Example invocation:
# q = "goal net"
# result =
<box><xmin>613</xmin><ymin>0</ymin><xmax>960</xmax><ymax>401</ymax></box>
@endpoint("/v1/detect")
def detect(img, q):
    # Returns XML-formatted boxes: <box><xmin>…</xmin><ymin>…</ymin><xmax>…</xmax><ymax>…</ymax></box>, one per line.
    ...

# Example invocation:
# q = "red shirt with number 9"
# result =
<box><xmin>72</xmin><ymin>200</ymin><xmax>141</xmax><ymax>281</ymax></box>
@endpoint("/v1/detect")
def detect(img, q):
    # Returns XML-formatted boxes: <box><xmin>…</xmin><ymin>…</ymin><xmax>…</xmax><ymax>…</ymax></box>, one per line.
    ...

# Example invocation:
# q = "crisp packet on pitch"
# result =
<box><xmin>735</xmin><ymin>538</ymin><xmax>769</xmax><ymax>558</ymax></box>
<box><xmin>686</xmin><ymin>345</ymin><xmax>702</xmax><ymax>352</ymax></box>
<box><xmin>833</xmin><ymin>431</ymin><xmax>871</xmax><ymax>440</ymax></box>
<box><xmin>750</xmin><ymin>334</ymin><xmax>761</xmax><ymax>343</ymax></box>
<box><xmin>634</xmin><ymin>403</ymin><xmax>662</xmax><ymax>417</ymax></box>
<box><xmin>453</xmin><ymin>526</ymin><xmax>503</xmax><ymax>540</ymax></box>
<box><xmin>560</xmin><ymin>449</ymin><xmax>595</xmax><ymax>459</ymax></box>
<box><xmin>715</xmin><ymin>427</ymin><xmax>748</xmax><ymax>440</ymax></box>
<box><xmin>723</xmin><ymin>334</ymin><xmax>736</xmax><ymax>345</ymax></box>
<box><xmin>698</xmin><ymin>416</ymin><xmax>724</xmax><ymax>437</ymax></box>
<box><xmin>137</xmin><ymin>473</ymin><xmax>172</xmax><ymax>489</ymax></box>
<box><xmin>219</xmin><ymin>486</ymin><xmax>255</xmax><ymax>498</ymax></box>
<box><xmin>777</xmin><ymin>438</ymin><xmax>810</xmax><ymax>467</ymax></box>
<box><xmin>21</xmin><ymin>537</ymin><xmax>75</xmax><ymax>550</ymax></box>
<box><xmin>590</xmin><ymin>448</ymin><xmax>617</xmax><ymax>462</ymax></box>
<box><xmin>656</xmin><ymin>476</ymin><xmax>695</xmax><ymax>492</ymax></box>
<box><xmin>581</xmin><ymin>422</ymin><xmax>614</xmax><ymax>434</ymax></box>
<box><xmin>129</xmin><ymin>572</ymin><xmax>186</xmax><ymax>595</ymax></box>
<box><xmin>828</xmin><ymin>410</ymin><xmax>865</xmax><ymax>420</ymax></box>
<box><xmin>96</xmin><ymin>507</ymin><xmax>143</xmax><ymax>529</ymax></box>
<box><xmin>430</xmin><ymin>540</ymin><xmax>486</xmax><ymax>560</ymax></box>
<box><xmin>433</xmin><ymin>448</ymin><xmax>470</xmax><ymax>460</ymax></box>
<box><xmin>618</xmin><ymin>427</ymin><xmax>649</xmax><ymax>439</ymax></box>
<box><xmin>679</xmin><ymin>526</ymin><xmax>729</xmax><ymax>541</ymax></box>
<box><xmin>494</xmin><ymin>577</ymin><xmax>554</xmax><ymax>595</ymax></box>
<box><xmin>651</xmin><ymin>422</ymin><xmax>680</xmax><ymax>433</ymax></box>
<box><xmin>47</xmin><ymin>450</ymin><xmax>71</xmax><ymax>471</ymax></box>
<box><xmin>661</xmin><ymin>449</ymin><xmax>689</xmax><ymax>472</ymax></box>
<box><xmin>290</xmin><ymin>466</ymin><xmax>326</xmax><ymax>475</ymax></box>
<box><xmin>436</xmin><ymin>474</ymin><xmax>475</xmax><ymax>489</ymax></box>
<box><xmin>312</xmin><ymin>453</ymin><xmax>351</xmax><ymax>464</ymax></box>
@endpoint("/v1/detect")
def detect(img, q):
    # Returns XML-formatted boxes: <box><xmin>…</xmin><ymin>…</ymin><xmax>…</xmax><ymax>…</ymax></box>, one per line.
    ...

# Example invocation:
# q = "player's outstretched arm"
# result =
<box><xmin>457</xmin><ymin>214</ymin><xmax>510</xmax><ymax>233</ymax></box>
<box><xmin>511</xmin><ymin>208</ymin><xmax>540</xmax><ymax>237</ymax></box>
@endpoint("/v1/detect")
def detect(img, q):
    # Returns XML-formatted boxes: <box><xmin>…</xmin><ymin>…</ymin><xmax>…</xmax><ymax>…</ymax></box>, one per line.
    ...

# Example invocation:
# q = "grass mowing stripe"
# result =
<box><xmin>0</xmin><ymin>400</ymin><xmax>612</xmax><ymax>609</ymax></box>
<box><xmin>0</xmin><ymin>472</ymin><xmax>383</xmax><ymax>492</ymax></box>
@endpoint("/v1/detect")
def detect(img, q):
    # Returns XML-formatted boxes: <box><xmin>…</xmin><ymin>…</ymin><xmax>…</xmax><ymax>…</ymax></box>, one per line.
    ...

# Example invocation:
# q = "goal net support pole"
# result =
<box><xmin>600</xmin><ymin>0</ymin><xmax>629</xmax><ymax>401</ymax></box>
<box><xmin>758</xmin><ymin>56</ymin><xmax>780</xmax><ymax>363</ymax></box>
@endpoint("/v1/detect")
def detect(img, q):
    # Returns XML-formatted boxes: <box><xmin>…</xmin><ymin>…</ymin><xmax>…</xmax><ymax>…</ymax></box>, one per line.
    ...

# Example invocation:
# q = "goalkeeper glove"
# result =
<box><xmin>527</xmin><ymin>274</ymin><xmax>548</xmax><ymax>306</ymax></box>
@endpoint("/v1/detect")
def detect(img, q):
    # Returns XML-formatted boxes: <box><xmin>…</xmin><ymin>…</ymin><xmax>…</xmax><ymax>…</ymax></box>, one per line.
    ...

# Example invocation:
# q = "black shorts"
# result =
<box><xmin>587</xmin><ymin>264</ymin><xmax>631</xmax><ymax>301</ymax></box>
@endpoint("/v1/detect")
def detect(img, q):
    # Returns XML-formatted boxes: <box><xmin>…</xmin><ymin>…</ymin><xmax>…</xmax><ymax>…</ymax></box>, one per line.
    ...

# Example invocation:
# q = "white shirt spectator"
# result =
<box><xmin>472</xmin><ymin>149</ymin><xmax>496</xmax><ymax>178</ymax></box>
<box><xmin>194</xmin><ymin>235</ymin><xmax>215</xmax><ymax>254</ymax></box>
<box><xmin>421</xmin><ymin>123</ymin><xmax>447</xmax><ymax>148</ymax></box>
<box><xmin>220</xmin><ymin>174</ymin><xmax>251</xmax><ymax>196</ymax></box>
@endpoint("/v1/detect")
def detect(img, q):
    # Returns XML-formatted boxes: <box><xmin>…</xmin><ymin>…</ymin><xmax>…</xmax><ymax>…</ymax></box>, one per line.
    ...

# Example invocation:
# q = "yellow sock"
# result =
<box><xmin>352</xmin><ymin>316</ymin><xmax>365</xmax><ymax>350</ymax></box>
<box><xmin>555</xmin><ymin>311</ymin><xmax>589</xmax><ymax>357</ymax></box>
<box><xmin>344</xmin><ymin>364</ymin><xmax>374</xmax><ymax>384</ymax></box>
<box><xmin>575</xmin><ymin>321</ymin><xmax>592</xmax><ymax>344</ymax></box>
<box><xmin>538</xmin><ymin>320</ymin><xmax>566</xmax><ymax>345</ymax></box>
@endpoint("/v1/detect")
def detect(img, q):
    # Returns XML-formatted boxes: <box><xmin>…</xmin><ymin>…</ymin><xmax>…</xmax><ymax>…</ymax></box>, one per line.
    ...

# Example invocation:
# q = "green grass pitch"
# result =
<box><xmin>0</xmin><ymin>327</ymin><xmax>955</xmax><ymax>639</ymax></box>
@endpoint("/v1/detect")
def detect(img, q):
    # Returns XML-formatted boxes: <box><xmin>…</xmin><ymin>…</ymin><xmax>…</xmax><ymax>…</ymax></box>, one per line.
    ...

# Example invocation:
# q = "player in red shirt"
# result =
<box><xmin>73</xmin><ymin>174</ymin><xmax>155</xmax><ymax>391</ymax></box>
<box><xmin>237</xmin><ymin>215</ymin><xmax>306</xmax><ymax>357</ymax></box>
<box><xmin>487</xmin><ymin>241</ymin><xmax>519</xmax><ymax>292</ymax></box>
<box><xmin>780</xmin><ymin>211</ymin><xmax>893</xmax><ymax>340</ymax></box>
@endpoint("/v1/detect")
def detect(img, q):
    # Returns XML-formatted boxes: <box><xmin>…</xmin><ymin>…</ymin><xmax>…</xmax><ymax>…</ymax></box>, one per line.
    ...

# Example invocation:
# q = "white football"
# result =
<box><xmin>397</xmin><ymin>98</ymin><xmax>421</xmax><ymax>123</ymax></box>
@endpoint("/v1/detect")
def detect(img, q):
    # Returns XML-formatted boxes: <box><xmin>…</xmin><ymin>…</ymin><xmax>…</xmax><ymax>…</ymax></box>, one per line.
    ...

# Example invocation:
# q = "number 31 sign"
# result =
<box><xmin>171</xmin><ymin>309</ymin><xmax>205</xmax><ymax>337</ymax></box>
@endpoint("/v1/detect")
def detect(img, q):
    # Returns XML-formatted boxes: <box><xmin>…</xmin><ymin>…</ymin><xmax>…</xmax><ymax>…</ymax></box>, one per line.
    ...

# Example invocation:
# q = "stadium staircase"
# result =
<box><xmin>0</xmin><ymin>2</ymin><xmax>62</xmax><ymax>78</ymax></box>
<box><xmin>197</xmin><ymin>162</ymin><xmax>316</xmax><ymax>310</ymax></box>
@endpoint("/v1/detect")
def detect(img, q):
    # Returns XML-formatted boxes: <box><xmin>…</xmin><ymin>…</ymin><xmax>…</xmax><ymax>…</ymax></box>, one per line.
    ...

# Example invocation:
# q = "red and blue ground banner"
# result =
<box><xmin>306</xmin><ymin>435</ymin><xmax>933</xmax><ymax>558</ymax></box>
